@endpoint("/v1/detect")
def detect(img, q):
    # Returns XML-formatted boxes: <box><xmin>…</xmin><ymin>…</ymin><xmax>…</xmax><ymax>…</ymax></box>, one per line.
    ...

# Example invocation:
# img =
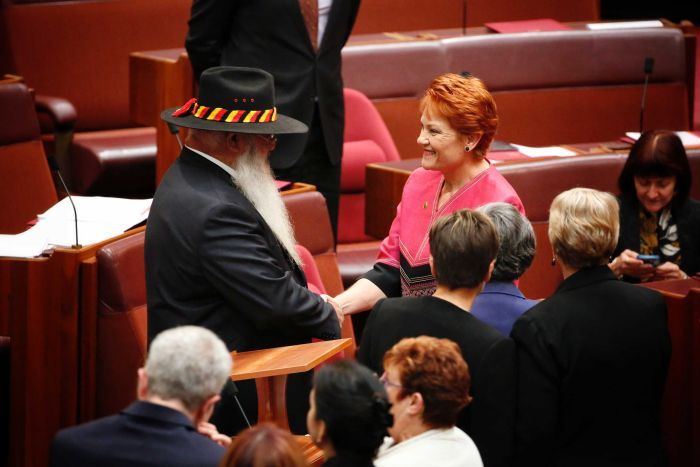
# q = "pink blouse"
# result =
<box><xmin>369</xmin><ymin>164</ymin><xmax>525</xmax><ymax>297</ymax></box>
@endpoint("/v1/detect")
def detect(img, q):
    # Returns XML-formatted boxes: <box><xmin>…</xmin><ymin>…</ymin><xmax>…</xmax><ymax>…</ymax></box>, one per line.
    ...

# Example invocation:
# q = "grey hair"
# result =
<box><xmin>478</xmin><ymin>202</ymin><xmax>536</xmax><ymax>281</ymax></box>
<box><xmin>146</xmin><ymin>326</ymin><xmax>232</xmax><ymax>412</ymax></box>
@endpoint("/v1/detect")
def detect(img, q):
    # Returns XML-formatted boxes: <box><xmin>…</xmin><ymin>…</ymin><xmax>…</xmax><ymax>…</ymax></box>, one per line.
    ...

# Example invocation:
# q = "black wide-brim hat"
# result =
<box><xmin>161</xmin><ymin>66</ymin><xmax>308</xmax><ymax>134</ymax></box>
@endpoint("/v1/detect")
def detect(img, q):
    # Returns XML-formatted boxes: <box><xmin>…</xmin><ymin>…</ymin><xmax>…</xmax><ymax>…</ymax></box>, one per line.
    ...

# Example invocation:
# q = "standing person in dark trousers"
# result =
<box><xmin>185</xmin><ymin>0</ymin><xmax>361</xmax><ymax>238</ymax></box>
<box><xmin>512</xmin><ymin>188</ymin><xmax>670</xmax><ymax>467</ymax></box>
<box><xmin>146</xmin><ymin>67</ymin><xmax>342</xmax><ymax>436</ymax></box>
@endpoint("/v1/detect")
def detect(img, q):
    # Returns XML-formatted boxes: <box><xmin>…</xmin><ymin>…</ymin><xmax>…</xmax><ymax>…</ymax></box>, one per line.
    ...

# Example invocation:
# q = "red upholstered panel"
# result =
<box><xmin>373</xmin><ymin>99</ymin><xmax>421</xmax><ymax>160</ymax></box>
<box><xmin>296</xmin><ymin>244</ymin><xmax>326</xmax><ymax>295</ymax></box>
<box><xmin>0</xmin><ymin>83</ymin><xmax>40</xmax><ymax>144</ymax></box>
<box><xmin>284</xmin><ymin>191</ymin><xmax>335</xmax><ymax>257</ymax></box>
<box><xmin>2</xmin><ymin>0</ymin><xmax>191</xmax><ymax>130</ymax></box>
<box><xmin>344</xmin><ymin>88</ymin><xmax>400</xmax><ymax>162</ymax></box>
<box><xmin>494</xmin><ymin>84</ymin><xmax>689</xmax><ymax>146</ymax></box>
<box><xmin>95</xmin><ymin>231</ymin><xmax>147</xmax><ymax>417</ymax></box>
<box><xmin>0</xmin><ymin>140</ymin><xmax>57</xmax><ymax>233</ymax></box>
<box><xmin>338</xmin><ymin>193</ymin><xmax>372</xmax><ymax>244</ymax></box>
<box><xmin>341</xmin><ymin>140</ymin><xmax>386</xmax><ymax>192</ymax></box>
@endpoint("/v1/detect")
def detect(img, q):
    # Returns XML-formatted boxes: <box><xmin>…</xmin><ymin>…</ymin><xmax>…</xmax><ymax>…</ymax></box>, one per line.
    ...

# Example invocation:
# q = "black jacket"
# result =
<box><xmin>615</xmin><ymin>195</ymin><xmax>700</xmax><ymax>277</ymax></box>
<box><xmin>511</xmin><ymin>266</ymin><xmax>670</xmax><ymax>467</ymax></box>
<box><xmin>185</xmin><ymin>0</ymin><xmax>361</xmax><ymax>169</ymax></box>
<box><xmin>50</xmin><ymin>402</ymin><xmax>224</xmax><ymax>467</ymax></box>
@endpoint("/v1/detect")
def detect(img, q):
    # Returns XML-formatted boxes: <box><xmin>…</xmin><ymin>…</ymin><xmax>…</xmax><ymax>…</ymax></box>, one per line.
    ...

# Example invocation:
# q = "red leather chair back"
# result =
<box><xmin>0</xmin><ymin>82</ymin><xmax>57</xmax><ymax>233</ymax></box>
<box><xmin>95</xmin><ymin>231</ymin><xmax>147</xmax><ymax>417</ymax></box>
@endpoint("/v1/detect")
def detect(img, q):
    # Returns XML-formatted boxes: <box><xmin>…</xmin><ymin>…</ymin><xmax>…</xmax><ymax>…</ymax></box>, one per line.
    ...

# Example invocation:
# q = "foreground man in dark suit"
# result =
<box><xmin>146</xmin><ymin>67</ymin><xmax>342</xmax><ymax>435</ymax></box>
<box><xmin>50</xmin><ymin>326</ymin><xmax>231</xmax><ymax>467</ymax></box>
<box><xmin>185</xmin><ymin>0</ymin><xmax>361</xmax><ymax>236</ymax></box>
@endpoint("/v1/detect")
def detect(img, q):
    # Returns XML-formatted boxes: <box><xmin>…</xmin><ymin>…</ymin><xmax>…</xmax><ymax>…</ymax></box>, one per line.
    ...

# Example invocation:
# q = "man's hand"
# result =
<box><xmin>321</xmin><ymin>294</ymin><xmax>344</xmax><ymax>327</ymax></box>
<box><xmin>197</xmin><ymin>421</ymin><xmax>231</xmax><ymax>447</ymax></box>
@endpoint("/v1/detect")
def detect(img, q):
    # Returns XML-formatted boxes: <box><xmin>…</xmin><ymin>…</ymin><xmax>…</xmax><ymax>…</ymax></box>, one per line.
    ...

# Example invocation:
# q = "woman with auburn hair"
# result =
<box><xmin>610</xmin><ymin>130</ymin><xmax>700</xmax><ymax>281</ymax></box>
<box><xmin>335</xmin><ymin>72</ymin><xmax>524</xmax><ymax>315</ymax></box>
<box><xmin>219</xmin><ymin>423</ymin><xmax>308</xmax><ymax>467</ymax></box>
<box><xmin>511</xmin><ymin>188</ymin><xmax>670</xmax><ymax>467</ymax></box>
<box><xmin>374</xmin><ymin>336</ymin><xmax>482</xmax><ymax>467</ymax></box>
<box><xmin>307</xmin><ymin>359</ymin><xmax>392</xmax><ymax>466</ymax></box>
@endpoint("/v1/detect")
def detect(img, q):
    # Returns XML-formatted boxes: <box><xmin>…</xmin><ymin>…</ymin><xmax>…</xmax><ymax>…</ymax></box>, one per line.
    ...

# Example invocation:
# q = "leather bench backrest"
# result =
<box><xmin>95</xmin><ymin>231</ymin><xmax>147</xmax><ymax>417</ymax></box>
<box><xmin>0</xmin><ymin>0</ymin><xmax>191</xmax><ymax>131</ymax></box>
<box><xmin>0</xmin><ymin>82</ymin><xmax>57</xmax><ymax>233</ymax></box>
<box><xmin>342</xmin><ymin>28</ymin><xmax>690</xmax><ymax>154</ymax></box>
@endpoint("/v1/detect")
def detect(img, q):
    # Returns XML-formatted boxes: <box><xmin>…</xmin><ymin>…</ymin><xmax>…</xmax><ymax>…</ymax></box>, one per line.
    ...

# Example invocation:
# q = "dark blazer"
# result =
<box><xmin>357</xmin><ymin>296</ymin><xmax>516</xmax><ymax>467</ymax></box>
<box><xmin>510</xmin><ymin>266</ymin><xmax>670</xmax><ymax>467</ymax></box>
<box><xmin>615</xmin><ymin>195</ymin><xmax>700</xmax><ymax>277</ymax></box>
<box><xmin>185</xmin><ymin>0</ymin><xmax>361</xmax><ymax>169</ymax></box>
<box><xmin>471</xmin><ymin>280</ymin><xmax>538</xmax><ymax>336</ymax></box>
<box><xmin>145</xmin><ymin>148</ymin><xmax>340</xmax><ymax>432</ymax></box>
<box><xmin>50</xmin><ymin>401</ymin><xmax>224</xmax><ymax>467</ymax></box>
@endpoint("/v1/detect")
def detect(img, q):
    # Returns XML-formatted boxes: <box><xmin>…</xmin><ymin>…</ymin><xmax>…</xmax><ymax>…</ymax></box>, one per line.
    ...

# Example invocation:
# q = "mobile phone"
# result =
<box><xmin>637</xmin><ymin>254</ymin><xmax>660</xmax><ymax>266</ymax></box>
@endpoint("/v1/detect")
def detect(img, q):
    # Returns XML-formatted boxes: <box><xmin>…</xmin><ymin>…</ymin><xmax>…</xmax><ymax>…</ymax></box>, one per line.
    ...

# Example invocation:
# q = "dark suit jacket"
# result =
<box><xmin>185</xmin><ymin>0</ymin><xmax>361</xmax><ymax>169</ymax></box>
<box><xmin>615</xmin><ymin>195</ymin><xmax>700</xmax><ymax>277</ymax></box>
<box><xmin>357</xmin><ymin>296</ymin><xmax>516</xmax><ymax>467</ymax></box>
<box><xmin>145</xmin><ymin>148</ymin><xmax>339</xmax><ymax>431</ymax></box>
<box><xmin>50</xmin><ymin>401</ymin><xmax>224</xmax><ymax>467</ymax></box>
<box><xmin>511</xmin><ymin>266</ymin><xmax>670</xmax><ymax>467</ymax></box>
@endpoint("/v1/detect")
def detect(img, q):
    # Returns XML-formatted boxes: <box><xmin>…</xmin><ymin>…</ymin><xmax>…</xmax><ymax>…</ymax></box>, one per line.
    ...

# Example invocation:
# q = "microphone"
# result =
<box><xmin>639</xmin><ymin>57</ymin><xmax>654</xmax><ymax>134</ymax></box>
<box><xmin>47</xmin><ymin>155</ymin><xmax>81</xmax><ymax>249</ymax></box>
<box><xmin>166</xmin><ymin>121</ymin><xmax>184</xmax><ymax>149</ymax></box>
<box><xmin>230</xmin><ymin>381</ymin><xmax>252</xmax><ymax>428</ymax></box>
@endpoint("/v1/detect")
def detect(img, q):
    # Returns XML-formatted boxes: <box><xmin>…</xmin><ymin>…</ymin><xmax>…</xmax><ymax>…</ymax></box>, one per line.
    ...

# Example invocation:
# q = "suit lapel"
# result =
<box><xmin>287</xmin><ymin>0</ymin><xmax>316</xmax><ymax>53</ymax></box>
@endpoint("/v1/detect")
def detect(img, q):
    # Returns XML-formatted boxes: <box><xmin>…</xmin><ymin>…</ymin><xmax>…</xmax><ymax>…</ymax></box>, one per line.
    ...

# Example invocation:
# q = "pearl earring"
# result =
<box><xmin>464</xmin><ymin>145</ymin><xmax>471</xmax><ymax>152</ymax></box>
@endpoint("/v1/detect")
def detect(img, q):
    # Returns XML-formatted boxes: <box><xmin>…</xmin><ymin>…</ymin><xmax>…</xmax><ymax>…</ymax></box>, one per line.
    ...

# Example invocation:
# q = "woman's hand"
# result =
<box><xmin>609</xmin><ymin>249</ymin><xmax>655</xmax><ymax>280</ymax></box>
<box><xmin>197</xmin><ymin>421</ymin><xmax>231</xmax><ymax>447</ymax></box>
<box><xmin>652</xmin><ymin>262</ymin><xmax>688</xmax><ymax>281</ymax></box>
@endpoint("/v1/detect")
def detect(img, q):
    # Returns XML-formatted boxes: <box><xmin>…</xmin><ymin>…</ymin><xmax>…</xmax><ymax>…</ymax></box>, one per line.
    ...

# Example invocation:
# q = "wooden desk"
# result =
<box><xmin>0</xmin><ymin>227</ymin><xmax>144</xmax><ymax>467</ymax></box>
<box><xmin>231</xmin><ymin>338</ymin><xmax>351</xmax><ymax>431</ymax></box>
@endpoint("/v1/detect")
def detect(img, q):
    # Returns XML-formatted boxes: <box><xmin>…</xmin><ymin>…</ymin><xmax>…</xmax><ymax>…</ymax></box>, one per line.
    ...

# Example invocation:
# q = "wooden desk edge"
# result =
<box><xmin>231</xmin><ymin>338</ymin><xmax>352</xmax><ymax>381</ymax></box>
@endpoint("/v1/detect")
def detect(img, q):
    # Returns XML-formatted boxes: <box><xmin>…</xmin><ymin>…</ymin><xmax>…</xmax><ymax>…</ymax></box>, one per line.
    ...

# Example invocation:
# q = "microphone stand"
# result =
<box><xmin>48</xmin><ymin>156</ymin><xmax>81</xmax><ymax>249</ymax></box>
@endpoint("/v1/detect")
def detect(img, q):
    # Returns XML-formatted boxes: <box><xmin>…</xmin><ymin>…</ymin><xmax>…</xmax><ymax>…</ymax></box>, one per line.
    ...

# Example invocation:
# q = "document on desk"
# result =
<box><xmin>511</xmin><ymin>144</ymin><xmax>577</xmax><ymax>158</ymax></box>
<box><xmin>625</xmin><ymin>131</ymin><xmax>700</xmax><ymax>147</ymax></box>
<box><xmin>37</xmin><ymin>196</ymin><xmax>152</xmax><ymax>248</ymax></box>
<box><xmin>0</xmin><ymin>222</ymin><xmax>50</xmax><ymax>258</ymax></box>
<box><xmin>586</xmin><ymin>20</ymin><xmax>663</xmax><ymax>30</ymax></box>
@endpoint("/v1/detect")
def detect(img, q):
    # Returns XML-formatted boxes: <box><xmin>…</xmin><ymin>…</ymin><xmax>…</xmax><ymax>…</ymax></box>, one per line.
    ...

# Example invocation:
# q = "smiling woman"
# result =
<box><xmin>335</xmin><ymin>73</ymin><xmax>525</xmax><ymax>314</ymax></box>
<box><xmin>610</xmin><ymin>130</ymin><xmax>700</xmax><ymax>281</ymax></box>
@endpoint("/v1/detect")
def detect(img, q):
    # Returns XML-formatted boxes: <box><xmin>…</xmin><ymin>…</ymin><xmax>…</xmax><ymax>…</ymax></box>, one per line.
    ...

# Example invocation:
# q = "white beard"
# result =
<box><xmin>230</xmin><ymin>146</ymin><xmax>302</xmax><ymax>266</ymax></box>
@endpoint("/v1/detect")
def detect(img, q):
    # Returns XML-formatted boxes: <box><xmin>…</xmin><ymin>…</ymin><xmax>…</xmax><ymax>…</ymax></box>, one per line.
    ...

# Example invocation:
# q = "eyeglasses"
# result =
<box><xmin>379</xmin><ymin>373</ymin><xmax>402</xmax><ymax>389</ymax></box>
<box><xmin>255</xmin><ymin>134</ymin><xmax>277</xmax><ymax>144</ymax></box>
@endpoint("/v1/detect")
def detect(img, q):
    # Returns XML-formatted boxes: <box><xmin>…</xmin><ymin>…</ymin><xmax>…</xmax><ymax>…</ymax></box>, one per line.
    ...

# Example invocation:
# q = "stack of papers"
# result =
<box><xmin>586</xmin><ymin>20</ymin><xmax>664</xmax><ymax>30</ymax></box>
<box><xmin>0</xmin><ymin>196</ymin><xmax>151</xmax><ymax>258</ymax></box>
<box><xmin>625</xmin><ymin>131</ymin><xmax>700</xmax><ymax>147</ymax></box>
<box><xmin>511</xmin><ymin>144</ymin><xmax>578</xmax><ymax>158</ymax></box>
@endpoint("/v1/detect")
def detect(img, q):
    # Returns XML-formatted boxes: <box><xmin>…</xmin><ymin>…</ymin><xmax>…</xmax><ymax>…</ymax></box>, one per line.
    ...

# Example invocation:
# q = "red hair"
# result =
<box><xmin>219</xmin><ymin>423</ymin><xmax>308</xmax><ymax>467</ymax></box>
<box><xmin>420</xmin><ymin>73</ymin><xmax>498</xmax><ymax>158</ymax></box>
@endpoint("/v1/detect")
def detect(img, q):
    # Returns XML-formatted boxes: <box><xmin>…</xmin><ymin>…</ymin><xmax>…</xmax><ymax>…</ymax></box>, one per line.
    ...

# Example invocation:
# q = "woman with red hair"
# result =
<box><xmin>336</xmin><ymin>73</ymin><xmax>524</xmax><ymax>314</ymax></box>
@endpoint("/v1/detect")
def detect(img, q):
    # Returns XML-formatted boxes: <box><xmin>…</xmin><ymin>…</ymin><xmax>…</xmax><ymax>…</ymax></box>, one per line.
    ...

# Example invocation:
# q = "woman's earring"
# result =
<box><xmin>464</xmin><ymin>145</ymin><xmax>471</xmax><ymax>152</ymax></box>
<box><xmin>551</xmin><ymin>256</ymin><xmax>557</xmax><ymax>266</ymax></box>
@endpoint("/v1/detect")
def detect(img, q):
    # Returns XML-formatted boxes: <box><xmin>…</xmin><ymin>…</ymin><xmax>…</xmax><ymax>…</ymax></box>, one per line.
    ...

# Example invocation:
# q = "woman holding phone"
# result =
<box><xmin>610</xmin><ymin>130</ymin><xmax>700</xmax><ymax>281</ymax></box>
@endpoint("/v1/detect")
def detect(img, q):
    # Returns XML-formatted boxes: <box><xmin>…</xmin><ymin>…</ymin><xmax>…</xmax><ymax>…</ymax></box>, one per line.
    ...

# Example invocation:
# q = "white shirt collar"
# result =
<box><xmin>186</xmin><ymin>145</ymin><xmax>237</xmax><ymax>180</ymax></box>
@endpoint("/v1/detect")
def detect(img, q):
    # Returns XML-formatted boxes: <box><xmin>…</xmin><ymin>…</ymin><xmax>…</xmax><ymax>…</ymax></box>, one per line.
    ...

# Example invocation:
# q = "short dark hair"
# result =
<box><xmin>618</xmin><ymin>130</ymin><xmax>692</xmax><ymax>207</ymax></box>
<box><xmin>479</xmin><ymin>203</ymin><xmax>536</xmax><ymax>281</ymax></box>
<box><xmin>383</xmin><ymin>336</ymin><xmax>472</xmax><ymax>429</ymax></box>
<box><xmin>429</xmin><ymin>209</ymin><xmax>499</xmax><ymax>289</ymax></box>
<box><xmin>313</xmin><ymin>360</ymin><xmax>392</xmax><ymax>460</ymax></box>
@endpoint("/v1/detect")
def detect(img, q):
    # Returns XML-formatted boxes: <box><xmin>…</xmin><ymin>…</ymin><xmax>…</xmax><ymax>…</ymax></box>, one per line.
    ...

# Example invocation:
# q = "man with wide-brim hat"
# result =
<box><xmin>145</xmin><ymin>66</ymin><xmax>342</xmax><ymax>436</ymax></box>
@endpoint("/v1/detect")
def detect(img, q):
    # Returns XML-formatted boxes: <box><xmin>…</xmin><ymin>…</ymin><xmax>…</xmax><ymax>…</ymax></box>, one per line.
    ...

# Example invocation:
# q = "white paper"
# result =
<box><xmin>625</xmin><ymin>131</ymin><xmax>700</xmax><ymax>147</ymax></box>
<box><xmin>36</xmin><ymin>196</ymin><xmax>151</xmax><ymax>248</ymax></box>
<box><xmin>0</xmin><ymin>222</ymin><xmax>50</xmax><ymax>258</ymax></box>
<box><xmin>586</xmin><ymin>20</ymin><xmax>664</xmax><ymax>30</ymax></box>
<box><xmin>511</xmin><ymin>144</ymin><xmax>577</xmax><ymax>158</ymax></box>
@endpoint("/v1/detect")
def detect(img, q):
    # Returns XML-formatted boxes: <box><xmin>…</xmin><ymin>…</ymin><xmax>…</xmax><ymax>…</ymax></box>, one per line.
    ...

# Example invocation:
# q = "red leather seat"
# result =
<box><xmin>0</xmin><ymin>82</ymin><xmax>57</xmax><ymax>233</ymax></box>
<box><xmin>94</xmin><ymin>231</ymin><xmax>147</xmax><ymax>417</ymax></box>
<box><xmin>337</xmin><ymin>88</ymin><xmax>400</xmax><ymax>288</ymax></box>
